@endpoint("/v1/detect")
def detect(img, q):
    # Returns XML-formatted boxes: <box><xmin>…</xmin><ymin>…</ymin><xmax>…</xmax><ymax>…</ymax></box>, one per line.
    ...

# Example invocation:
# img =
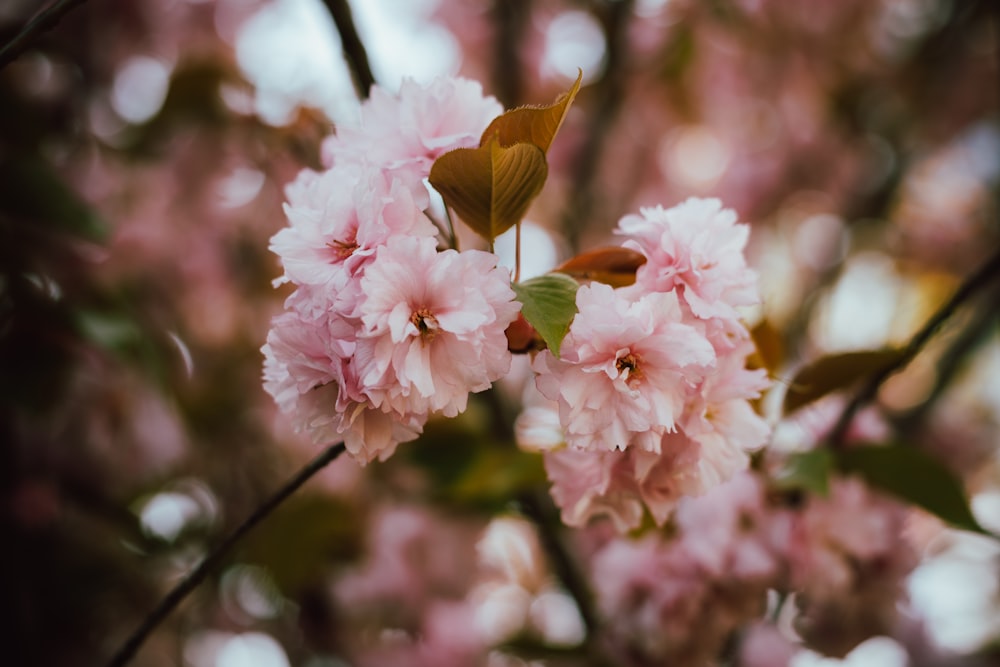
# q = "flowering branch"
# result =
<box><xmin>320</xmin><ymin>0</ymin><xmax>375</xmax><ymax>99</ymax></box>
<box><xmin>103</xmin><ymin>442</ymin><xmax>346</xmax><ymax>667</ymax></box>
<box><xmin>829</xmin><ymin>246</ymin><xmax>1000</xmax><ymax>447</ymax></box>
<box><xmin>0</xmin><ymin>0</ymin><xmax>89</xmax><ymax>71</ymax></box>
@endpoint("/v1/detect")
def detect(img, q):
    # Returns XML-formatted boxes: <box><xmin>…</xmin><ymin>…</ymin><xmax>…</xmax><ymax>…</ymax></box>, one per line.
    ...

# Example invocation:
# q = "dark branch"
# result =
<box><xmin>103</xmin><ymin>442</ymin><xmax>347</xmax><ymax>667</ymax></box>
<box><xmin>0</xmin><ymin>0</ymin><xmax>89</xmax><ymax>72</ymax></box>
<box><xmin>321</xmin><ymin>0</ymin><xmax>376</xmax><ymax>100</ymax></box>
<box><xmin>829</xmin><ymin>247</ymin><xmax>1000</xmax><ymax>446</ymax></box>
<box><xmin>895</xmin><ymin>285</ymin><xmax>1000</xmax><ymax>435</ymax></box>
<box><xmin>491</xmin><ymin>0</ymin><xmax>531</xmax><ymax>108</ymax></box>
<box><xmin>559</xmin><ymin>0</ymin><xmax>635</xmax><ymax>253</ymax></box>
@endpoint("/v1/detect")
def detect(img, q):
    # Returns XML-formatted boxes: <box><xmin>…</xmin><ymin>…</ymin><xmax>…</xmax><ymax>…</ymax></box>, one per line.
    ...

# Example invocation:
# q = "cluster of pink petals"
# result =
<box><xmin>321</xmin><ymin>76</ymin><xmax>503</xmax><ymax>201</ymax></box>
<box><xmin>590</xmin><ymin>470</ymin><xmax>917</xmax><ymax>663</ymax></box>
<box><xmin>528</xmin><ymin>198</ymin><xmax>770</xmax><ymax>529</ymax></box>
<box><xmin>618</xmin><ymin>197</ymin><xmax>759</xmax><ymax>324</ymax></box>
<box><xmin>263</xmin><ymin>76</ymin><xmax>518</xmax><ymax>463</ymax></box>
<box><xmin>591</xmin><ymin>473</ymin><xmax>779</xmax><ymax>666</ymax></box>
<box><xmin>771</xmin><ymin>475</ymin><xmax>917</xmax><ymax>657</ymax></box>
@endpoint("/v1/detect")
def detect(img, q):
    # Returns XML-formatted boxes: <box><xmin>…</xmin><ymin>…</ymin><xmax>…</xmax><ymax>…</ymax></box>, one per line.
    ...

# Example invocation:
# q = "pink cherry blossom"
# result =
<box><xmin>682</xmin><ymin>341</ymin><xmax>772</xmax><ymax>488</ymax></box>
<box><xmin>617</xmin><ymin>197</ymin><xmax>759</xmax><ymax>321</ymax></box>
<box><xmin>355</xmin><ymin>235</ymin><xmax>520</xmax><ymax>419</ymax></box>
<box><xmin>543</xmin><ymin>447</ymin><xmax>645</xmax><ymax>531</ymax></box>
<box><xmin>270</xmin><ymin>165</ymin><xmax>437</xmax><ymax>288</ymax></box>
<box><xmin>321</xmin><ymin>76</ymin><xmax>503</xmax><ymax>196</ymax></box>
<box><xmin>590</xmin><ymin>474</ymin><xmax>779</xmax><ymax>666</ymax></box>
<box><xmin>261</xmin><ymin>286</ymin><xmax>423</xmax><ymax>463</ymax></box>
<box><xmin>533</xmin><ymin>282</ymin><xmax>716</xmax><ymax>453</ymax></box>
<box><xmin>772</xmin><ymin>475</ymin><xmax>917</xmax><ymax>657</ymax></box>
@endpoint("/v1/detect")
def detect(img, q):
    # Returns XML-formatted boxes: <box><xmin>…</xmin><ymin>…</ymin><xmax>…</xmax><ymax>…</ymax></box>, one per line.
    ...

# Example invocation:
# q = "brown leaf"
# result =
<box><xmin>429</xmin><ymin>137</ymin><xmax>548</xmax><ymax>244</ymax></box>
<box><xmin>480</xmin><ymin>70</ymin><xmax>583</xmax><ymax>152</ymax></box>
<box><xmin>555</xmin><ymin>246</ymin><xmax>647</xmax><ymax>287</ymax></box>
<box><xmin>783</xmin><ymin>348</ymin><xmax>906</xmax><ymax>415</ymax></box>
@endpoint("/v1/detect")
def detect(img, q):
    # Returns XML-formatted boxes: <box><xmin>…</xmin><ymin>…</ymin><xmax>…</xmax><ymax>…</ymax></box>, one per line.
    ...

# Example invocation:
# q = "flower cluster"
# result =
<box><xmin>591</xmin><ymin>473</ymin><xmax>778</xmax><ymax>666</ymax></box>
<box><xmin>590</xmin><ymin>470</ymin><xmax>917</xmax><ymax>665</ymax></box>
<box><xmin>525</xmin><ymin>198</ymin><xmax>771</xmax><ymax>530</ymax></box>
<box><xmin>263</xmin><ymin>77</ymin><xmax>519</xmax><ymax>463</ymax></box>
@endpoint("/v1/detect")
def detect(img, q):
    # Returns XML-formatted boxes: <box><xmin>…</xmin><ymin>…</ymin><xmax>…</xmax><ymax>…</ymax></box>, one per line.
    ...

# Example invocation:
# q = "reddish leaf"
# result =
<box><xmin>555</xmin><ymin>246</ymin><xmax>647</xmax><ymax>287</ymax></box>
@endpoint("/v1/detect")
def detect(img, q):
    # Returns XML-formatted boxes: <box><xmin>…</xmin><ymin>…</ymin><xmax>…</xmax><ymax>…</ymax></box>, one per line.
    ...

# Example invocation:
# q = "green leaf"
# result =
<box><xmin>773</xmin><ymin>448</ymin><xmax>833</xmax><ymax>496</ymax></box>
<box><xmin>837</xmin><ymin>443</ymin><xmax>987</xmax><ymax>535</ymax></box>
<box><xmin>429</xmin><ymin>137</ymin><xmax>547</xmax><ymax>244</ymax></box>
<box><xmin>783</xmin><ymin>348</ymin><xmax>906</xmax><ymax>415</ymax></box>
<box><xmin>480</xmin><ymin>70</ymin><xmax>583</xmax><ymax>152</ymax></box>
<box><xmin>511</xmin><ymin>273</ymin><xmax>579</xmax><ymax>357</ymax></box>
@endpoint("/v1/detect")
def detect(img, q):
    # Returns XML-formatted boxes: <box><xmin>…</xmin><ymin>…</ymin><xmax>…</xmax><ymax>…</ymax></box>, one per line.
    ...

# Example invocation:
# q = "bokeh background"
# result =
<box><xmin>2</xmin><ymin>1</ymin><xmax>999</xmax><ymax>666</ymax></box>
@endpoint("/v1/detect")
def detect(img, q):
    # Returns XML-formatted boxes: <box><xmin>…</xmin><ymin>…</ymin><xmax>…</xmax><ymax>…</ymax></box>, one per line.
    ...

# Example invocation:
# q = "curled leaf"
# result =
<box><xmin>555</xmin><ymin>246</ymin><xmax>646</xmax><ymax>287</ymax></box>
<box><xmin>480</xmin><ymin>70</ymin><xmax>583</xmax><ymax>152</ymax></box>
<box><xmin>429</xmin><ymin>137</ymin><xmax>547</xmax><ymax>244</ymax></box>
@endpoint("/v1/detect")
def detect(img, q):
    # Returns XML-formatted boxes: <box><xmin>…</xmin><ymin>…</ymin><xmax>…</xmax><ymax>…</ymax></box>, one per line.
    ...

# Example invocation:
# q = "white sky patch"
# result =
<box><xmin>139</xmin><ymin>491</ymin><xmax>201</xmax><ymax>542</ymax></box>
<box><xmin>111</xmin><ymin>56</ymin><xmax>172</xmax><ymax>124</ymax></box>
<box><xmin>349</xmin><ymin>0</ymin><xmax>459</xmax><ymax>91</ymax></box>
<box><xmin>494</xmin><ymin>221</ymin><xmax>558</xmax><ymax>280</ymax></box>
<box><xmin>541</xmin><ymin>10</ymin><xmax>607</xmax><ymax>83</ymax></box>
<box><xmin>790</xmin><ymin>636</ymin><xmax>909</xmax><ymax>667</ymax></box>
<box><xmin>216</xmin><ymin>633</ymin><xmax>290</xmax><ymax>667</ymax></box>
<box><xmin>235</xmin><ymin>0</ymin><xmax>358</xmax><ymax>125</ymax></box>
<box><xmin>811</xmin><ymin>252</ymin><xmax>901</xmax><ymax>352</ymax></box>
<box><xmin>908</xmin><ymin>533</ymin><xmax>1000</xmax><ymax>653</ymax></box>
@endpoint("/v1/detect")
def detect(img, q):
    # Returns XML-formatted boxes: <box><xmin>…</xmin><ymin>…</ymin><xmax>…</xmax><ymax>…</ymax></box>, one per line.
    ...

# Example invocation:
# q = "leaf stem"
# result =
<box><xmin>103</xmin><ymin>442</ymin><xmax>347</xmax><ymax>667</ymax></box>
<box><xmin>829</xmin><ymin>246</ymin><xmax>1000</xmax><ymax>447</ymax></box>
<box><xmin>514</xmin><ymin>221</ymin><xmax>522</xmax><ymax>283</ymax></box>
<box><xmin>444</xmin><ymin>205</ymin><xmax>459</xmax><ymax>251</ymax></box>
<box><xmin>0</xmin><ymin>0</ymin><xmax>89</xmax><ymax>72</ymax></box>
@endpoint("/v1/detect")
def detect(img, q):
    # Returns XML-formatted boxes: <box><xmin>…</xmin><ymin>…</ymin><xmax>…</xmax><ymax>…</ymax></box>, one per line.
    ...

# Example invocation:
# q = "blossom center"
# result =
<box><xmin>410</xmin><ymin>307</ymin><xmax>440</xmax><ymax>341</ymax></box>
<box><xmin>328</xmin><ymin>236</ymin><xmax>359</xmax><ymax>260</ymax></box>
<box><xmin>615</xmin><ymin>351</ymin><xmax>643</xmax><ymax>385</ymax></box>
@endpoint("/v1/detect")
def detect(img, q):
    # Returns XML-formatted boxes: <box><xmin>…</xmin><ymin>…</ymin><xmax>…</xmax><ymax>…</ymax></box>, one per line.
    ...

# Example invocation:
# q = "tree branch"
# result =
<box><xmin>321</xmin><ymin>0</ymin><xmax>376</xmax><ymax>100</ymax></box>
<box><xmin>0</xmin><ymin>0</ymin><xmax>89</xmax><ymax>72</ymax></box>
<box><xmin>559</xmin><ymin>0</ymin><xmax>635</xmax><ymax>253</ymax></box>
<box><xmin>103</xmin><ymin>442</ymin><xmax>347</xmax><ymax>667</ymax></box>
<box><xmin>829</xmin><ymin>247</ymin><xmax>1000</xmax><ymax>446</ymax></box>
<box><xmin>490</xmin><ymin>0</ymin><xmax>531</xmax><ymax>108</ymax></box>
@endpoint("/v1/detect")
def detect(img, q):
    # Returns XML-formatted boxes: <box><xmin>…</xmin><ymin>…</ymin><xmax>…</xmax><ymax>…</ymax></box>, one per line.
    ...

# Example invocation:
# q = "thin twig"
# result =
<box><xmin>103</xmin><ymin>442</ymin><xmax>347</xmax><ymax>667</ymax></box>
<box><xmin>0</xmin><ymin>0</ymin><xmax>89</xmax><ymax>72</ymax></box>
<box><xmin>321</xmin><ymin>0</ymin><xmax>376</xmax><ymax>99</ymax></box>
<box><xmin>829</xmin><ymin>247</ymin><xmax>1000</xmax><ymax>446</ymax></box>
<box><xmin>895</xmin><ymin>286</ymin><xmax>1000</xmax><ymax>435</ymax></box>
